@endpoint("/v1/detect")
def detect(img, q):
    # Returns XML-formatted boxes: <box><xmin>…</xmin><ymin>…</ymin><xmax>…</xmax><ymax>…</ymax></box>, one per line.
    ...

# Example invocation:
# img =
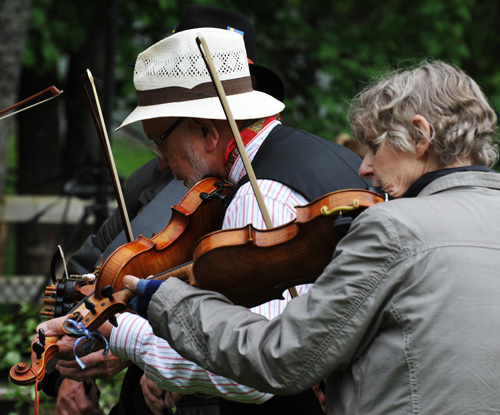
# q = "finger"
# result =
<box><xmin>56</xmin><ymin>379</ymin><xmax>102</xmax><ymax>415</ymax></box>
<box><xmin>56</xmin><ymin>353</ymin><xmax>105</xmax><ymax>380</ymax></box>
<box><xmin>36</xmin><ymin>315</ymin><xmax>68</xmax><ymax>337</ymax></box>
<box><xmin>312</xmin><ymin>383</ymin><xmax>327</xmax><ymax>413</ymax></box>
<box><xmin>141</xmin><ymin>375</ymin><xmax>163</xmax><ymax>400</ymax></box>
<box><xmin>57</xmin><ymin>363</ymin><xmax>130</xmax><ymax>382</ymax></box>
<box><xmin>147</xmin><ymin>379</ymin><xmax>164</xmax><ymax>400</ymax></box>
<box><xmin>57</xmin><ymin>352</ymin><xmax>130</xmax><ymax>381</ymax></box>
<box><xmin>56</xmin><ymin>366</ymin><xmax>92</xmax><ymax>382</ymax></box>
<box><xmin>57</xmin><ymin>363</ymin><xmax>109</xmax><ymax>382</ymax></box>
<box><xmin>60</xmin><ymin>332</ymin><xmax>98</xmax><ymax>360</ymax></box>
<box><xmin>37</xmin><ymin>310</ymin><xmax>91</xmax><ymax>335</ymax></box>
<box><xmin>140</xmin><ymin>375</ymin><xmax>165</xmax><ymax>415</ymax></box>
<box><xmin>56</xmin><ymin>359</ymin><xmax>83</xmax><ymax>370</ymax></box>
<box><xmin>164</xmin><ymin>391</ymin><xmax>184</xmax><ymax>410</ymax></box>
<box><xmin>123</xmin><ymin>275</ymin><xmax>141</xmax><ymax>292</ymax></box>
<box><xmin>57</xmin><ymin>350</ymin><xmax>108</xmax><ymax>369</ymax></box>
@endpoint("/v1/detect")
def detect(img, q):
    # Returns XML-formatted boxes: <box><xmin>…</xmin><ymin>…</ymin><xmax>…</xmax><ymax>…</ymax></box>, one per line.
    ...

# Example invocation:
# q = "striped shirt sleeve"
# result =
<box><xmin>110</xmin><ymin>313</ymin><xmax>272</xmax><ymax>403</ymax></box>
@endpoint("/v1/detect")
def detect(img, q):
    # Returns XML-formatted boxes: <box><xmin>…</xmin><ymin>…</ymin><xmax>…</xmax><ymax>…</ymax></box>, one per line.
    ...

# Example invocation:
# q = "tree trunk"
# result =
<box><xmin>0</xmin><ymin>0</ymin><xmax>32</xmax><ymax>197</ymax></box>
<box><xmin>15</xmin><ymin>0</ymin><xmax>118</xmax><ymax>277</ymax></box>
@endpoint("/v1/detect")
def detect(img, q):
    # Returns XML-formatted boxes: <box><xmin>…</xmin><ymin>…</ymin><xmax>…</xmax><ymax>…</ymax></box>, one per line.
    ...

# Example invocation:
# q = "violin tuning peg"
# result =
<box><xmin>84</xmin><ymin>298</ymin><xmax>97</xmax><ymax>314</ymax></box>
<box><xmin>32</xmin><ymin>342</ymin><xmax>45</xmax><ymax>360</ymax></box>
<box><xmin>109</xmin><ymin>315</ymin><xmax>118</xmax><ymax>327</ymax></box>
<box><xmin>101</xmin><ymin>285</ymin><xmax>115</xmax><ymax>301</ymax></box>
<box><xmin>38</xmin><ymin>328</ymin><xmax>46</xmax><ymax>346</ymax></box>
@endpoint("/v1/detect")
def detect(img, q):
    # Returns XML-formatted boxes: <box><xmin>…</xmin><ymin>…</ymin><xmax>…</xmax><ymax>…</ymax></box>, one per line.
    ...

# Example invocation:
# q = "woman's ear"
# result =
<box><xmin>411</xmin><ymin>115</ymin><xmax>432</xmax><ymax>157</ymax></box>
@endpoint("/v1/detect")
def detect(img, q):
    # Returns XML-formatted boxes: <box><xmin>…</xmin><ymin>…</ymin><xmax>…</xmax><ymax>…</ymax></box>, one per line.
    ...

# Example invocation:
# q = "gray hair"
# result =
<box><xmin>349</xmin><ymin>60</ymin><xmax>499</xmax><ymax>167</ymax></box>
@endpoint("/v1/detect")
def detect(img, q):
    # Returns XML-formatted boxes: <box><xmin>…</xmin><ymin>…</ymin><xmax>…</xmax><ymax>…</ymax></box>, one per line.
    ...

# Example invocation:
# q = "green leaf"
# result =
<box><xmin>4</xmin><ymin>350</ymin><xmax>22</xmax><ymax>367</ymax></box>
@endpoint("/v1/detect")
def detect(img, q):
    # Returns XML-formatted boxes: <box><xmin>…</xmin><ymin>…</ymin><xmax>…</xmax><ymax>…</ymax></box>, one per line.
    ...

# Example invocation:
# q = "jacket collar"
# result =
<box><xmin>416</xmin><ymin>169</ymin><xmax>500</xmax><ymax>197</ymax></box>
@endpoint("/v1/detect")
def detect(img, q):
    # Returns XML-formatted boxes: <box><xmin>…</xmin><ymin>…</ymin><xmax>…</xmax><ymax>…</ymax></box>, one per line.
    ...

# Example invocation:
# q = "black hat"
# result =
<box><xmin>175</xmin><ymin>5</ymin><xmax>285</xmax><ymax>102</ymax></box>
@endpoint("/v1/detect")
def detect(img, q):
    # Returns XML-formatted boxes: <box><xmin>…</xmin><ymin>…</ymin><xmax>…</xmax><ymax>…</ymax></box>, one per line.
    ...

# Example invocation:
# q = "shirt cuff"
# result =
<box><xmin>109</xmin><ymin>312</ymin><xmax>151</xmax><ymax>364</ymax></box>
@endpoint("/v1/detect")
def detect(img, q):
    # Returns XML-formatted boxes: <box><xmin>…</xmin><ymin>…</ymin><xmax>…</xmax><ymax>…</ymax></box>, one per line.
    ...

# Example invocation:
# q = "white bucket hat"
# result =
<box><xmin>116</xmin><ymin>27</ymin><xmax>285</xmax><ymax>131</ymax></box>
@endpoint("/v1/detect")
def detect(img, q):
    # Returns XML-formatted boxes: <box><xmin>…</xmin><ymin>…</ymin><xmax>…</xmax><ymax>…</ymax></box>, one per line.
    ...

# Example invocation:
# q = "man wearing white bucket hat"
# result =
<box><xmin>112</xmin><ymin>25</ymin><xmax>369</xmax><ymax>414</ymax></box>
<box><xmin>46</xmin><ymin>6</ymin><xmax>298</xmax><ymax>414</ymax></box>
<box><xmin>39</xmin><ymin>23</ymin><xmax>371</xmax><ymax>415</ymax></box>
<box><xmin>116</xmin><ymin>26</ymin><xmax>368</xmax><ymax>200</ymax></box>
<box><xmin>47</xmin><ymin>7</ymin><xmax>293</xmax><ymax>415</ymax></box>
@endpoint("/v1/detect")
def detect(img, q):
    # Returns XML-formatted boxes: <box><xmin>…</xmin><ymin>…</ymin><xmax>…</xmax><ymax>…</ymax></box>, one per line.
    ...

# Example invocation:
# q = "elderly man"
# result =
<box><xmin>50</xmin><ymin>7</ymin><xmax>291</xmax><ymax>415</ymax></box>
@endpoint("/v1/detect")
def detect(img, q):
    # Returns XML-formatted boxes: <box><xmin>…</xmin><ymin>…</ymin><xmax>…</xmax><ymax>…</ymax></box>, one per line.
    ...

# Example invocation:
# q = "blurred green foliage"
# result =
<box><xmin>0</xmin><ymin>303</ymin><xmax>39</xmax><ymax>372</ymax></box>
<box><xmin>0</xmin><ymin>303</ymin><xmax>125</xmax><ymax>413</ymax></box>
<box><xmin>20</xmin><ymin>0</ymin><xmax>500</xmax><ymax>145</ymax></box>
<box><xmin>111</xmin><ymin>136</ymin><xmax>155</xmax><ymax>179</ymax></box>
<box><xmin>0</xmin><ymin>304</ymin><xmax>45</xmax><ymax>411</ymax></box>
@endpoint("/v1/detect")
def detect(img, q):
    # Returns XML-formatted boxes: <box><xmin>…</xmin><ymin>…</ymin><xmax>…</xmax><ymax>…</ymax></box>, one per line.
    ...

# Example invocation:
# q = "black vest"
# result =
<box><xmin>231</xmin><ymin>124</ymin><xmax>370</xmax><ymax>203</ymax></box>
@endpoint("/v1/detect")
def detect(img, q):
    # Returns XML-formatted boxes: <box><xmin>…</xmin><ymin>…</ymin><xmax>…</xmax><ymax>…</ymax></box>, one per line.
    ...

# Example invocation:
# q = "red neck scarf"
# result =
<box><xmin>223</xmin><ymin>115</ymin><xmax>279</xmax><ymax>178</ymax></box>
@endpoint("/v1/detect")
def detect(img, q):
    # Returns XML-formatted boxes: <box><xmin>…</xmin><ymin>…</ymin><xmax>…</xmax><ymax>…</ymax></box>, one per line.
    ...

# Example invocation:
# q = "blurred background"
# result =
<box><xmin>0</xmin><ymin>0</ymin><xmax>499</xmax><ymax>412</ymax></box>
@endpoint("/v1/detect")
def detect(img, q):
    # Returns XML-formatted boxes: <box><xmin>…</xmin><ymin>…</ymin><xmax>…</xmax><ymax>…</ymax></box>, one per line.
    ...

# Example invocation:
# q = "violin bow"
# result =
<box><xmin>196</xmin><ymin>35</ymin><xmax>298</xmax><ymax>298</ymax></box>
<box><xmin>0</xmin><ymin>85</ymin><xmax>63</xmax><ymax>120</ymax></box>
<box><xmin>80</xmin><ymin>69</ymin><xmax>134</xmax><ymax>242</ymax></box>
<box><xmin>196</xmin><ymin>35</ymin><xmax>273</xmax><ymax>229</ymax></box>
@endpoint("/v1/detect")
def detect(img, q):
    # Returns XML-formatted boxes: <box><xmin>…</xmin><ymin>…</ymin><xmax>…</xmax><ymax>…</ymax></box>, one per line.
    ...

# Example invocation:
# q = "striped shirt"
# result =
<box><xmin>110</xmin><ymin>120</ymin><xmax>312</xmax><ymax>403</ymax></box>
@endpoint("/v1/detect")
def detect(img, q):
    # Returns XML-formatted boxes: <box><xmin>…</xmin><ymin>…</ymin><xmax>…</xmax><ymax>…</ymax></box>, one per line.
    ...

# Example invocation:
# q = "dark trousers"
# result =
<box><xmin>110</xmin><ymin>365</ymin><xmax>323</xmax><ymax>415</ymax></box>
<box><xmin>219</xmin><ymin>389</ymin><xmax>324</xmax><ymax>415</ymax></box>
<box><xmin>109</xmin><ymin>365</ymin><xmax>220</xmax><ymax>415</ymax></box>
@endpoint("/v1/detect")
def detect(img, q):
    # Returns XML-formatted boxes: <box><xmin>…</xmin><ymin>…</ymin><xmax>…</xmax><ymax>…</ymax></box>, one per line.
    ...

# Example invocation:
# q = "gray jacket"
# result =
<box><xmin>149</xmin><ymin>171</ymin><xmax>500</xmax><ymax>414</ymax></box>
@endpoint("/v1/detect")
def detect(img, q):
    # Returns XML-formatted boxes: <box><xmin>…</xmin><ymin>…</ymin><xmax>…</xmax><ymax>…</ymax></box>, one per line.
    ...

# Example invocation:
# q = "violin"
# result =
<box><xmin>9</xmin><ymin>187</ymin><xmax>384</xmax><ymax>386</ymax></box>
<box><xmin>9</xmin><ymin>176</ymin><xmax>233</xmax><ymax>386</ymax></box>
<box><xmin>92</xmin><ymin>177</ymin><xmax>232</xmax><ymax>297</ymax></box>
<box><xmin>191</xmin><ymin>188</ymin><xmax>385</xmax><ymax>307</ymax></box>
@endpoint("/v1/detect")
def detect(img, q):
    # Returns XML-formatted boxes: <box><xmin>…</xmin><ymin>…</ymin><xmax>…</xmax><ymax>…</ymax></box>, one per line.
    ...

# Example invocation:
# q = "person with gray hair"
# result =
<box><xmin>107</xmin><ymin>60</ymin><xmax>500</xmax><ymax>414</ymax></box>
<box><xmin>350</xmin><ymin>60</ymin><xmax>498</xmax><ymax>177</ymax></box>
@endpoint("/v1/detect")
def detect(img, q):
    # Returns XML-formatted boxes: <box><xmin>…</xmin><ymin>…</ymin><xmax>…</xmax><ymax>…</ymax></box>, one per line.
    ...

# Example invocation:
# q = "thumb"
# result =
<box><xmin>123</xmin><ymin>275</ymin><xmax>141</xmax><ymax>292</ymax></box>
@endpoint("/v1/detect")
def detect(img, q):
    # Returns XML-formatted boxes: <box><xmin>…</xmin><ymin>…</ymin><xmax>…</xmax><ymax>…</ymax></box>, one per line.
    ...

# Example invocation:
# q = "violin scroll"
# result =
<box><xmin>9</xmin><ymin>328</ymin><xmax>61</xmax><ymax>386</ymax></box>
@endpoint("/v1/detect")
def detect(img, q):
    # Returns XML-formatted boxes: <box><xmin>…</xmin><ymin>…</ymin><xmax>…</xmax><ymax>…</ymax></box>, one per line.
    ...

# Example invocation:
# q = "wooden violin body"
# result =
<box><xmin>93</xmin><ymin>177</ymin><xmax>232</xmax><ymax>297</ymax></box>
<box><xmin>191</xmin><ymin>188</ymin><xmax>385</xmax><ymax>307</ymax></box>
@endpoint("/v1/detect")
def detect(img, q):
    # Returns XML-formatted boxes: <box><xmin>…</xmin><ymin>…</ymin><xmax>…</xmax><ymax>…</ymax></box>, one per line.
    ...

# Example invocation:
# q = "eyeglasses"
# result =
<box><xmin>150</xmin><ymin>117</ymin><xmax>185</xmax><ymax>159</ymax></box>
